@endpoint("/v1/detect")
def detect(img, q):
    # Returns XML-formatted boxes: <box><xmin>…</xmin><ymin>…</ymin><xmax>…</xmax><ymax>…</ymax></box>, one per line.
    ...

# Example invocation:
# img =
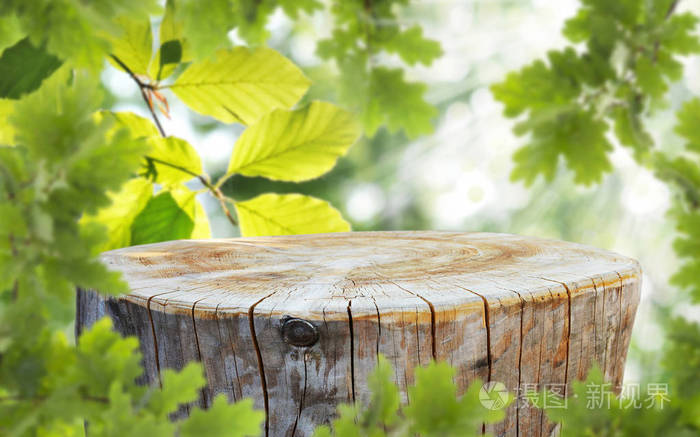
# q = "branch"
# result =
<box><xmin>213</xmin><ymin>189</ymin><xmax>238</xmax><ymax>227</ymax></box>
<box><xmin>666</xmin><ymin>0</ymin><xmax>680</xmax><ymax>19</ymax></box>
<box><xmin>146</xmin><ymin>157</ymin><xmax>238</xmax><ymax>226</ymax></box>
<box><xmin>110</xmin><ymin>55</ymin><xmax>166</xmax><ymax>138</ymax></box>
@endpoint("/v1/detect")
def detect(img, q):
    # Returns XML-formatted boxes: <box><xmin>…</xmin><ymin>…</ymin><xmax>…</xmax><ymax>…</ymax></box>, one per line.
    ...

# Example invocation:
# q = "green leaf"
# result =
<box><xmin>147</xmin><ymin>363</ymin><xmax>205</xmax><ymax>417</ymax></box>
<box><xmin>0</xmin><ymin>13</ymin><xmax>23</xmax><ymax>55</ymax></box>
<box><xmin>175</xmin><ymin>0</ymin><xmax>235</xmax><ymax>59</ymax></box>
<box><xmin>150</xmin><ymin>0</ymin><xmax>190</xmax><ymax>81</ymax></box>
<box><xmin>675</xmin><ymin>98</ymin><xmax>700</xmax><ymax>152</ymax></box>
<box><xmin>510</xmin><ymin>109</ymin><xmax>613</xmax><ymax>186</ymax></box>
<box><xmin>100</xmin><ymin>111</ymin><xmax>160</xmax><ymax>139</ymax></box>
<box><xmin>612</xmin><ymin>103</ymin><xmax>653</xmax><ymax>160</ymax></box>
<box><xmin>73</xmin><ymin>318</ymin><xmax>143</xmax><ymax>395</ymax></box>
<box><xmin>490</xmin><ymin>55</ymin><xmax>581</xmax><ymax>119</ymax></box>
<box><xmin>106</xmin><ymin>17</ymin><xmax>153</xmax><ymax>77</ymax></box>
<box><xmin>234</xmin><ymin>193</ymin><xmax>350</xmax><ymax>236</ymax></box>
<box><xmin>227</xmin><ymin>101</ymin><xmax>359</xmax><ymax>181</ymax></box>
<box><xmin>536</xmin><ymin>366</ymin><xmax>618</xmax><ymax>436</ymax></box>
<box><xmin>362</xmin><ymin>355</ymin><xmax>400</xmax><ymax>427</ymax></box>
<box><xmin>146</xmin><ymin>136</ymin><xmax>202</xmax><ymax>184</ymax></box>
<box><xmin>660</xmin><ymin>13</ymin><xmax>700</xmax><ymax>55</ymax></box>
<box><xmin>159</xmin><ymin>40</ymin><xmax>182</xmax><ymax>66</ymax></box>
<box><xmin>363</xmin><ymin>68</ymin><xmax>436</xmax><ymax>139</ymax></box>
<box><xmin>405</xmin><ymin>362</ymin><xmax>506</xmax><ymax>436</ymax></box>
<box><xmin>278</xmin><ymin>0</ymin><xmax>323</xmax><ymax>19</ymax></box>
<box><xmin>0</xmin><ymin>98</ymin><xmax>15</xmax><ymax>144</ymax></box>
<box><xmin>635</xmin><ymin>56</ymin><xmax>667</xmax><ymax>101</ymax></box>
<box><xmin>3</xmin><ymin>0</ymin><xmax>159</xmax><ymax>69</ymax></box>
<box><xmin>0</xmin><ymin>37</ymin><xmax>62</xmax><ymax>99</ymax></box>
<box><xmin>130</xmin><ymin>191</ymin><xmax>195</xmax><ymax>245</ymax></box>
<box><xmin>170</xmin><ymin>185</ymin><xmax>211</xmax><ymax>239</ymax></box>
<box><xmin>80</xmin><ymin>178</ymin><xmax>153</xmax><ymax>253</ymax></box>
<box><xmin>180</xmin><ymin>396</ymin><xmax>264</xmax><ymax>437</ymax></box>
<box><xmin>159</xmin><ymin>0</ymin><xmax>185</xmax><ymax>49</ymax></box>
<box><xmin>383</xmin><ymin>26</ymin><xmax>443</xmax><ymax>66</ymax></box>
<box><xmin>169</xmin><ymin>47</ymin><xmax>310</xmax><ymax>125</ymax></box>
<box><xmin>231</xmin><ymin>0</ymin><xmax>276</xmax><ymax>45</ymax></box>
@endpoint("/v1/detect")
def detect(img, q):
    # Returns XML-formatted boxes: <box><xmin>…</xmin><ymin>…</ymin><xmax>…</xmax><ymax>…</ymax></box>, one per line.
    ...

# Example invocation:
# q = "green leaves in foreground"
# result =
<box><xmin>82</xmin><ymin>111</ymin><xmax>211</xmax><ymax>251</ymax></box>
<box><xmin>221</xmin><ymin>100</ymin><xmax>359</xmax><ymax>237</ymax></box>
<box><xmin>0</xmin><ymin>0</ymin><xmax>158</xmax><ymax>70</ymax></box>
<box><xmin>169</xmin><ymin>47</ymin><xmax>311</xmax><ymax>125</ymax></box>
<box><xmin>0</xmin><ymin>318</ymin><xmax>264</xmax><ymax>437</ymax></box>
<box><xmin>93</xmin><ymin>13</ymin><xmax>362</xmax><ymax>242</ymax></box>
<box><xmin>235</xmin><ymin>193</ymin><xmax>350</xmax><ymax>237</ymax></box>
<box><xmin>0</xmin><ymin>37</ymin><xmax>62</xmax><ymax>99</ymax></box>
<box><xmin>94</xmin><ymin>38</ymin><xmax>360</xmax><ymax>241</ymax></box>
<box><xmin>314</xmin><ymin>356</ymin><xmax>505</xmax><ymax>437</ymax></box>
<box><xmin>227</xmin><ymin>102</ymin><xmax>360</xmax><ymax>181</ymax></box>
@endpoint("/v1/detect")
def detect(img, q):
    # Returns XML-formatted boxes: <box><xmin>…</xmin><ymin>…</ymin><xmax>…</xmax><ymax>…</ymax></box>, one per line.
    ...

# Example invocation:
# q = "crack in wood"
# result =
<box><xmin>249</xmin><ymin>293</ymin><xmax>276</xmax><ymax>437</ymax></box>
<box><xmin>214</xmin><ymin>302</ymin><xmax>243</xmax><ymax>402</ymax></box>
<box><xmin>290</xmin><ymin>352</ymin><xmax>308</xmax><ymax>437</ymax></box>
<box><xmin>146</xmin><ymin>290</ymin><xmax>184</xmax><ymax>388</ymax></box>
<box><xmin>346</xmin><ymin>300</ymin><xmax>356</xmax><ymax>404</ymax></box>
<box><xmin>385</xmin><ymin>280</ymin><xmax>437</xmax><ymax>361</ymax></box>
<box><xmin>191</xmin><ymin>297</ymin><xmax>208</xmax><ymax>408</ymax></box>
<box><xmin>614</xmin><ymin>271</ymin><xmax>624</xmax><ymax>389</ymax></box>
<box><xmin>451</xmin><ymin>284</ymin><xmax>491</xmax><ymax>437</ymax></box>
<box><xmin>537</xmin><ymin>287</ymin><xmax>553</xmax><ymax>437</ymax></box>
<box><xmin>536</xmin><ymin>277</ymin><xmax>573</xmax><ymax>398</ymax></box>
<box><xmin>369</xmin><ymin>296</ymin><xmax>381</xmax><ymax>357</ymax></box>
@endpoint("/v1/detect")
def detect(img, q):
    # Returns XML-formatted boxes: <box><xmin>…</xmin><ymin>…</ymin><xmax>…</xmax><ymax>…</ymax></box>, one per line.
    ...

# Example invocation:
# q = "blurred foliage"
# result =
<box><xmin>162</xmin><ymin>0</ymin><xmax>443</xmax><ymax>139</ymax></box>
<box><xmin>0</xmin><ymin>69</ymin><xmax>265</xmax><ymax>435</ymax></box>
<box><xmin>314</xmin><ymin>356</ymin><xmax>506</xmax><ymax>437</ymax></box>
<box><xmin>316</xmin><ymin>0</ymin><xmax>442</xmax><ymax>138</ymax></box>
<box><xmin>2</xmin><ymin>0</ymin><xmax>700</xmax><ymax>436</ymax></box>
<box><xmin>492</xmin><ymin>0</ymin><xmax>700</xmax><ymax>185</ymax></box>
<box><xmin>0</xmin><ymin>0</ymin><xmax>159</xmax><ymax>70</ymax></box>
<box><xmin>493</xmin><ymin>0</ymin><xmax>700</xmax><ymax>435</ymax></box>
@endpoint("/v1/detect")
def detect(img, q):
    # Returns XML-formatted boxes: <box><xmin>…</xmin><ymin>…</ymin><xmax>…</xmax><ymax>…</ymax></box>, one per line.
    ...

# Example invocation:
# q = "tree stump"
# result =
<box><xmin>76</xmin><ymin>231</ymin><xmax>641</xmax><ymax>437</ymax></box>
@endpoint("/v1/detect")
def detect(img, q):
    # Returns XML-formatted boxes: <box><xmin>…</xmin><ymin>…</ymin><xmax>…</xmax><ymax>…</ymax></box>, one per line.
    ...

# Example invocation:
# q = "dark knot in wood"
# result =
<box><xmin>281</xmin><ymin>317</ymin><xmax>319</xmax><ymax>347</ymax></box>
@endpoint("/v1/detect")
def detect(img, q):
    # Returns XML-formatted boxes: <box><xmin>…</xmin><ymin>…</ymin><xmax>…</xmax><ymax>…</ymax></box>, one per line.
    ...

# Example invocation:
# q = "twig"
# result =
<box><xmin>665</xmin><ymin>0</ymin><xmax>680</xmax><ymax>19</ymax></box>
<box><xmin>109</xmin><ymin>55</ymin><xmax>166</xmax><ymax>137</ymax></box>
<box><xmin>213</xmin><ymin>188</ymin><xmax>238</xmax><ymax>227</ymax></box>
<box><xmin>146</xmin><ymin>157</ymin><xmax>238</xmax><ymax>226</ymax></box>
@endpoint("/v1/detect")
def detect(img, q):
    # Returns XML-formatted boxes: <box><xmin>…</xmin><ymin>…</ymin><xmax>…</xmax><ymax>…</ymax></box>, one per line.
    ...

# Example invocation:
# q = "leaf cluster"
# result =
<box><xmin>78</xmin><ymin>5</ymin><xmax>365</xmax><ymax>248</ymax></box>
<box><xmin>317</xmin><ymin>0</ymin><xmax>442</xmax><ymax>138</ymax></box>
<box><xmin>314</xmin><ymin>356</ymin><xmax>506</xmax><ymax>437</ymax></box>
<box><xmin>0</xmin><ymin>0</ymin><xmax>159</xmax><ymax>70</ymax></box>
<box><xmin>0</xmin><ymin>67</ymin><xmax>264</xmax><ymax>436</ymax></box>
<box><xmin>491</xmin><ymin>0</ymin><xmax>700</xmax><ymax>185</ymax></box>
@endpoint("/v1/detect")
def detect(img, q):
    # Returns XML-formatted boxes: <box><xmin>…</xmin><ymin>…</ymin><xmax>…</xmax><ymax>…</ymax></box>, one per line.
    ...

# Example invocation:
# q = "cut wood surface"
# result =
<box><xmin>76</xmin><ymin>231</ymin><xmax>642</xmax><ymax>437</ymax></box>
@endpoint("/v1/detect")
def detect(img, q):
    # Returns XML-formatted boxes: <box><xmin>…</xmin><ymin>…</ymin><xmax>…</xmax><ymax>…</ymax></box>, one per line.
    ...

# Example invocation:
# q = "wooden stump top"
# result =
<box><xmin>103</xmin><ymin>231</ymin><xmax>639</xmax><ymax>318</ymax></box>
<box><xmin>91</xmin><ymin>231</ymin><xmax>642</xmax><ymax>437</ymax></box>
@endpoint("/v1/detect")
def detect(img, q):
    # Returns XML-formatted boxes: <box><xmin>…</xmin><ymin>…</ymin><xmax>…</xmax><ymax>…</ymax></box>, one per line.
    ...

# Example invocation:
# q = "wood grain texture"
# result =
<box><xmin>76</xmin><ymin>231</ymin><xmax>642</xmax><ymax>437</ymax></box>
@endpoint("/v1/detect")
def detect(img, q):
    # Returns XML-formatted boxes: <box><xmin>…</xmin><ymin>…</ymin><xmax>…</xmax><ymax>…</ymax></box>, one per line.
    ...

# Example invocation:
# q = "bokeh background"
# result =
<box><xmin>101</xmin><ymin>0</ymin><xmax>700</xmax><ymax>385</ymax></box>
